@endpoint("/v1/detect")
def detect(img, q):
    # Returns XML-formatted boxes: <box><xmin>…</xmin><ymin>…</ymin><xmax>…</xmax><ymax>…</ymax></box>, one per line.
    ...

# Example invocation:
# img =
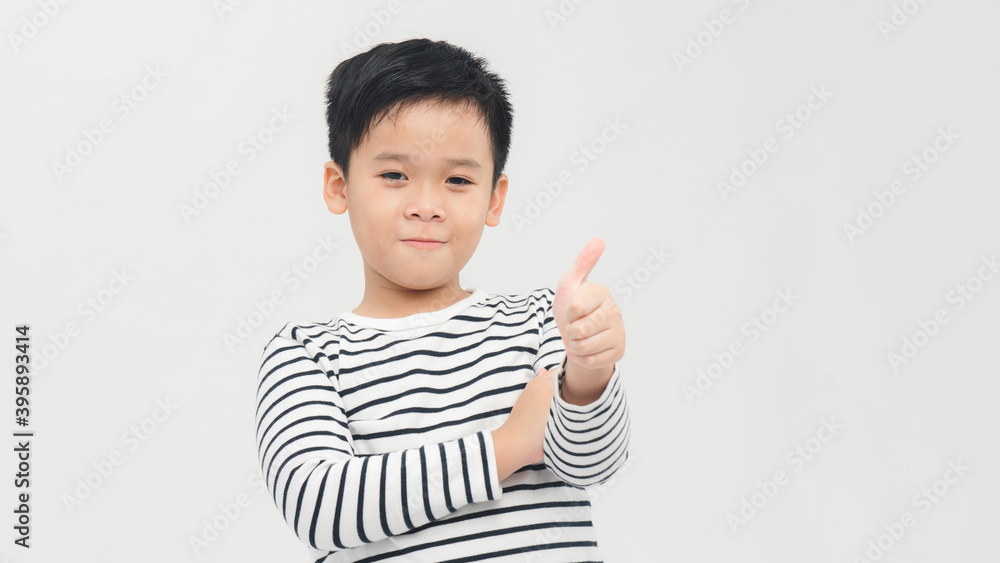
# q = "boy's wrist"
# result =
<box><xmin>490</xmin><ymin>425</ymin><xmax>526</xmax><ymax>482</ymax></box>
<box><xmin>560</xmin><ymin>361</ymin><xmax>614</xmax><ymax>406</ymax></box>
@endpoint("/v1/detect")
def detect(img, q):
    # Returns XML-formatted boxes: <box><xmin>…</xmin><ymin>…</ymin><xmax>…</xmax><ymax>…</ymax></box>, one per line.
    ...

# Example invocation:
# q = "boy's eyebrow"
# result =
<box><xmin>372</xmin><ymin>151</ymin><xmax>481</xmax><ymax>169</ymax></box>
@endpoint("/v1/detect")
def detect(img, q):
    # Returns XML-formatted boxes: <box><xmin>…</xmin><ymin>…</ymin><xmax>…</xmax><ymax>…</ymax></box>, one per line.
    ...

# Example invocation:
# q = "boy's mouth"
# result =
<box><xmin>401</xmin><ymin>239</ymin><xmax>445</xmax><ymax>250</ymax></box>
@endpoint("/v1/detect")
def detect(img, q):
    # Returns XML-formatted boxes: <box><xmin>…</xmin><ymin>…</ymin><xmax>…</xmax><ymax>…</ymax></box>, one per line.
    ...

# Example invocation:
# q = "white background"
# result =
<box><xmin>2</xmin><ymin>1</ymin><xmax>999</xmax><ymax>561</ymax></box>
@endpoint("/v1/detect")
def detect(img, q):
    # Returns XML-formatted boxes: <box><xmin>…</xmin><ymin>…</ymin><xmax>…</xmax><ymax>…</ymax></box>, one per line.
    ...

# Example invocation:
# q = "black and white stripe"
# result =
<box><xmin>254</xmin><ymin>288</ymin><xmax>630</xmax><ymax>561</ymax></box>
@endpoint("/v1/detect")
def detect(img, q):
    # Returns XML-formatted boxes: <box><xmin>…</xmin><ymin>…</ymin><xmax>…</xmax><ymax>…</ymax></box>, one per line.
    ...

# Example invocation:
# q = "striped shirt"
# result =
<box><xmin>254</xmin><ymin>287</ymin><xmax>631</xmax><ymax>562</ymax></box>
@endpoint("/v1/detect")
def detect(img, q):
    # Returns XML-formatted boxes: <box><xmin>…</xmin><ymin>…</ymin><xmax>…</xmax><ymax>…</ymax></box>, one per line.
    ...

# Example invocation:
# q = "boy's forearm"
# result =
<box><xmin>559</xmin><ymin>362</ymin><xmax>614</xmax><ymax>406</ymax></box>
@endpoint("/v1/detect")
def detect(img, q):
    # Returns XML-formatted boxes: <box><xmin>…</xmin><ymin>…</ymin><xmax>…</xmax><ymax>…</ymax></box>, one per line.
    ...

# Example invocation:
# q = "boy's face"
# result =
<box><xmin>323</xmin><ymin>99</ymin><xmax>508</xmax><ymax>297</ymax></box>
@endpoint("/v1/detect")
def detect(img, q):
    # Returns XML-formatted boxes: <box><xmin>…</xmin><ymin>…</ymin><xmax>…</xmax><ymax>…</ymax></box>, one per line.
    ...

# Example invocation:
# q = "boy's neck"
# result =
<box><xmin>352</xmin><ymin>282</ymin><xmax>473</xmax><ymax>319</ymax></box>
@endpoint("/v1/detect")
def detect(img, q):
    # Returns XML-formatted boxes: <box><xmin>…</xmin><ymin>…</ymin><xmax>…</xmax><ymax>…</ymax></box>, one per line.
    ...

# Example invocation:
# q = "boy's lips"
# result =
<box><xmin>401</xmin><ymin>238</ymin><xmax>445</xmax><ymax>249</ymax></box>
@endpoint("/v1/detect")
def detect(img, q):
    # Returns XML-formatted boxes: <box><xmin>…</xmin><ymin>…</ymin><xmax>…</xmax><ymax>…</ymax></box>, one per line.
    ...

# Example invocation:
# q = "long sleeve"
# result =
<box><xmin>533</xmin><ymin>289</ymin><xmax>631</xmax><ymax>487</ymax></box>
<box><xmin>254</xmin><ymin>323</ymin><xmax>502</xmax><ymax>553</ymax></box>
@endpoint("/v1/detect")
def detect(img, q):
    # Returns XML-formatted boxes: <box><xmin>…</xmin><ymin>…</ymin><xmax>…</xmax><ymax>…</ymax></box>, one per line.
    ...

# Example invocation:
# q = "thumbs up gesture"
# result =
<box><xmin>552</xmin><ymin>237</ymin><xmax>625</xmax><ymax>405</ymax></box>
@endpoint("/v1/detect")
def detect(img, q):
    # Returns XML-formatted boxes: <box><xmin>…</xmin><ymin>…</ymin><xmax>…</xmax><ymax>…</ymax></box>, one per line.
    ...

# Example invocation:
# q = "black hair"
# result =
<box><xmin>324</xmin><ymin>38</ymin><xmax>514</xmax><ymax>191</ymax></box>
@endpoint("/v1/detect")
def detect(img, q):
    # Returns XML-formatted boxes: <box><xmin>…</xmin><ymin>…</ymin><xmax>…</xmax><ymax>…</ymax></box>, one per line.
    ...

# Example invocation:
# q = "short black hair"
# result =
<box><xmin>324</xmin><ymin>38</ymin><xmax>514</xmax><ymax>191</ymax></box>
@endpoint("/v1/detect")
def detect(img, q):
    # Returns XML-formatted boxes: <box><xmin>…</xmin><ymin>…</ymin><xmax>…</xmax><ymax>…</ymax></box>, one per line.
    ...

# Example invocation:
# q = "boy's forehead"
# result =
<box><xmin>357</xmin><ymin>101</ymin><xmax>490</xmax><ymax>161</ymax></box>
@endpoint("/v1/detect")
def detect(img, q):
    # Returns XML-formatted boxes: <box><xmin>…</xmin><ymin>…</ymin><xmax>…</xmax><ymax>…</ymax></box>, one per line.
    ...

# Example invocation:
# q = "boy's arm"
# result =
<box><xmin>534</xmin><ymin>290</ymin><xmax>631</xmax><ymax>487</ymax></box>
<box><xmin>255</xmin><ymin>325</ymin><xmax>502</xmax><ymax>553</ymax></box>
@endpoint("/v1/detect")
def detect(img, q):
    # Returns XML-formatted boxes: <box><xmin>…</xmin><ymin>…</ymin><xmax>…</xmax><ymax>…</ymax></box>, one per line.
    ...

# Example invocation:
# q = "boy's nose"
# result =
<box><xmin>406</xmin><ymin>183</ymin><xmax>444</xmax><ymax>220</ymax></box>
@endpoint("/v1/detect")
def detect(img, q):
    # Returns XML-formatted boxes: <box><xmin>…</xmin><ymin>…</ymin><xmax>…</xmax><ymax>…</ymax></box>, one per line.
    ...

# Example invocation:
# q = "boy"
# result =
<box><xmin>254</xmin><ymin>38</ymin><xmax>631</xmax><ymax>562</ymax></box>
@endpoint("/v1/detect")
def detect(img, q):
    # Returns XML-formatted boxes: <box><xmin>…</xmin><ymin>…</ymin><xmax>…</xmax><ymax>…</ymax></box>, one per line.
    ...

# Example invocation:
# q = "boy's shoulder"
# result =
<box><xmin>260</xmin><ymin>318</ymin><xmax>339</xmax><ymax>356</ymax></box>
<box><xmin>496</xmin><ymin>286</ymin><xmax>556</xmax><ymax>304</ymax></box>
<box><xmin>479</xmin><ymin>287</ymin><xmax>557</xmax><ymax>314</ymax></box>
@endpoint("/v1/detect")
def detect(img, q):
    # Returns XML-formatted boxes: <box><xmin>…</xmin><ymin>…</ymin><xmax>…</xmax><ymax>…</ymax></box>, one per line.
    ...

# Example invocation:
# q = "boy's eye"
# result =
<box><xmin>381</xmin><ymin>172</ymin><xmax>405</xmax><ymax>182</ymax></box>
<box><xmin>447</xmin><ymin>177</ymin><xmax>472</xmax><ymax>186</ymax></box>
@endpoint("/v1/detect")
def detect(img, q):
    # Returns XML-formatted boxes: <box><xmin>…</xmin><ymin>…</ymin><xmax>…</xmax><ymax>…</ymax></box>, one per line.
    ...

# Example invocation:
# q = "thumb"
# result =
<box><xmin>559</xmin><ymin>237</ymin><xmax>605</xmax><ymax>291</ymax></box>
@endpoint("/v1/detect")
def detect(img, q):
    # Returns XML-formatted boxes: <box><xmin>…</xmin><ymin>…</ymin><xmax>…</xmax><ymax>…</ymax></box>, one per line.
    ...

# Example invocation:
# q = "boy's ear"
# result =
<box><xmin>485</xmin><ymin>173</ymin><xmax>509</xmax><ymax>227</ymax></box>
<box><xmin>323</xmin><ymin>161</ymin><xmax>348</xmax><ymax>214</ymax></box>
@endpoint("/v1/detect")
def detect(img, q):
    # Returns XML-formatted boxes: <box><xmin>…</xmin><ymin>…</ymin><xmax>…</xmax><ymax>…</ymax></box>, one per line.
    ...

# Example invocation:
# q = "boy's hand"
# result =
<box><xmin>552</xmin><ymin>237</ymin><xmax>625</xmax><ymax>405</ymax></box>
<box><xmin>491</xmin><ymin>366</ymin><xmax>554</xmax><ymax>482</ymax></box>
